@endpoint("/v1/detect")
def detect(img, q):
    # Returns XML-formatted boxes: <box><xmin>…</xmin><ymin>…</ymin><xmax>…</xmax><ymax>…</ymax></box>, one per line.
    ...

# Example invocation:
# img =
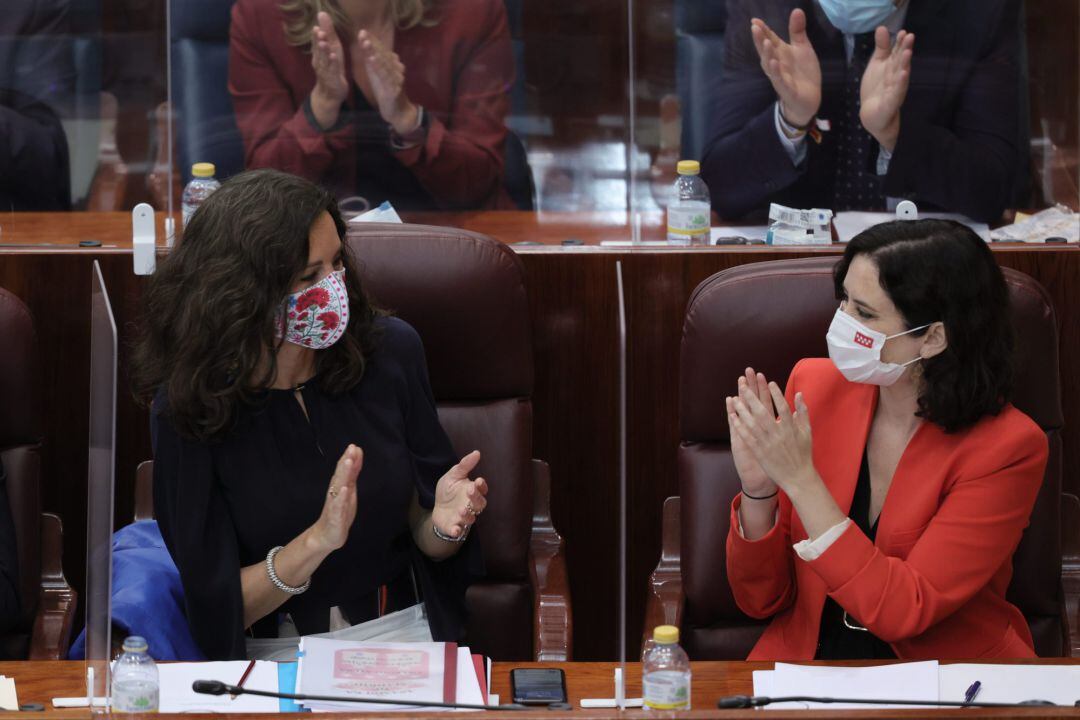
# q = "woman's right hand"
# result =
<box><xmin>310</xmin><ymin>11</ymin><xmax>349</xmax><ymax>129</ymax></box>
<box><xmin>309</xmin><ymin>444</ymin><xmax>362</xmax><ymax>553</ymax></box>
<box><xmin>726</xmin><ymin>368</ymin><xmax>777</xmax><ymax>498</ymax></box>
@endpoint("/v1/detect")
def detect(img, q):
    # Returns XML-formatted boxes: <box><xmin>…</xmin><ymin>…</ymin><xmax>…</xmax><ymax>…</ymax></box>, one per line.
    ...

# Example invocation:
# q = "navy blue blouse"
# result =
<box><xmin>152</xmin><ymin>317</ymin><xmax>478</xmax><ymax>660</ymax></box>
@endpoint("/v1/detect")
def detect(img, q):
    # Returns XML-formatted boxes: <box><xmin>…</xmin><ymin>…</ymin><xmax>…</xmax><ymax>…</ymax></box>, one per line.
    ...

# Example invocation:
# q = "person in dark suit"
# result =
<box><xmin>0</xmin><ymin>0</ymin><xmax>74</xmax><ymax>211</ymax></box>
<box><xmin>0</xmin><ymin>458</ymin><xmax>20</xmax><ymax>635</ymax></box>
<box><xmin>701</xmin><ymin>0</ymin><xmax>1022</xmax><ymax>224</ymax></box>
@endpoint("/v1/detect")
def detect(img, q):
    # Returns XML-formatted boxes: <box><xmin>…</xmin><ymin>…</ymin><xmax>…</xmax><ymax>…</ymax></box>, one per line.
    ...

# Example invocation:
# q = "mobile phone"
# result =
<box><xmin>510</xmin><ymin>668</ymin><xmax>567</xmax><ymax>705</ymax></box>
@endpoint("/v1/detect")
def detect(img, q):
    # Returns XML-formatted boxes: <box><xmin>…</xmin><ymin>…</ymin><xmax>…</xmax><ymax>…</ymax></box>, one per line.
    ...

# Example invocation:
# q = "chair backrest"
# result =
<box><xmin>678</xmin><ymin>256</ymin><xmax>1065</xmax><ymax>658</ymax></box>
<box><xmin>346</xmin><ymin>223</ymin><xmax>536</xmax><ymax>659</ymax></box>
<box><xmin>674</xmin><ymin>0</ymin><xmax>727</xmax><ymax>162</ymax></box>
<box><xmin>170</xmin><ymin>0</ymin><xmax>244</xmax><ymax>185</ymax></box>
<box><xmin>0</xmin><ymin>288</ymin><xmax>43</xmax><ymax>658</ymax></box>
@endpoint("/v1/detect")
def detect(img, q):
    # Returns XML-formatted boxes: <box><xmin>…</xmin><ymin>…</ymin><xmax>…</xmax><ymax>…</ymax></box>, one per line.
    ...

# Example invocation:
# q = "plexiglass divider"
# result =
<box><xmin>85</xmin><ymin>260</ymin><xmax>117</xmax><ymax>711</ymax></box>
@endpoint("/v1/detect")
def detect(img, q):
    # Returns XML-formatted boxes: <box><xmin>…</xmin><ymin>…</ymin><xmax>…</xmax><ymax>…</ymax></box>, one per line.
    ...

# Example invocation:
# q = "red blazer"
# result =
<box><xmin>727</xmin><ymin>358</ymin><xmax>1048</xmax><ymax>661</ymax></box>
<box><xmin>228</xmin><ymin>0</ymin><xmax>515</xmax><ymax>209</ymax></box>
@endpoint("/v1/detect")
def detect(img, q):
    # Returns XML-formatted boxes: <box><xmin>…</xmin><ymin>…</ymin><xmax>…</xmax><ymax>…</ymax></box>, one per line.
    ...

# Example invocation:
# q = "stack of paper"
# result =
<box><xmin>753</xmin><ymin>661</ymin><xmax>1080</xmax><ymax>709</ymax></box>
<box><xmin>0</xmin><ymin>675</ymin><xmax>18</xmax><ymax>711</ymax></box>
<box><xmin>939</xmin><ymin>664</ymin><xmax>1080</xmax><ymax>705</ymax></box>
<box><xmin>753</xmin><ymin>661</ymin><xmax>940</xmax><ymax>709</ymax></box>
<box><xmin>296</xmin><ymin>638</ymin><xmax>486</xmax><ymax>712</ymax></box>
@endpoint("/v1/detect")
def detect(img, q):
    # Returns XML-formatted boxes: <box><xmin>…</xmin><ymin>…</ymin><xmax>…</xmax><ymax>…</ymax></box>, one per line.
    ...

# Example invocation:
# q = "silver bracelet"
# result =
<box><xmin>432</xmin><ymin>522</ymin><xmax>470</xmax><ymax>544</ymax></box>
<box><xmin>265</xmin><ymin>545</ymin><xmax>311</xmax><ymax>595</ymax></box>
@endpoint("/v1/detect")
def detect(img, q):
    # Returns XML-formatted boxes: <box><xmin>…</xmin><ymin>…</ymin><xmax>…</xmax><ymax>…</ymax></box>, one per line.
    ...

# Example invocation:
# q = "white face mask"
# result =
<box><xmin>277</xmin><ymin>269</ymin><xmax>350</xmax><ymax>350</ymax></box>
<box><xmin>826</xmin><ymin>306</ymin><xmax>930</xmax><ymax>386</ymax></box>
<box><xmin>817</xmin><ymin>0</ymin><xmax>897</xmax><ymax>35</ymax></box>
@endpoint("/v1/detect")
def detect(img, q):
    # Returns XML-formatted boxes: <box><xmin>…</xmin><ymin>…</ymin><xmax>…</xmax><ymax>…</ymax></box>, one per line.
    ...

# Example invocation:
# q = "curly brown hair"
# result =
<box><xmin>132</xmin><ymin>169</ymin><xmax>380</xmax><ymax>442</ymax></box>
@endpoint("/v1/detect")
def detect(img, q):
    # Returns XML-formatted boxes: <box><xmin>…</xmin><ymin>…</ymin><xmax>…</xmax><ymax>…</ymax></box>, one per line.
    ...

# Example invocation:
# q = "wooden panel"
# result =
<box><xmin>4</xmin><ymin>659</ymin><xmax>1080</xmax><ymax>718</ymax></box>
<box><xmin>1</xmin><ymin>212</ymin><xmax>1077</xmax><ymax>662</ymax></box>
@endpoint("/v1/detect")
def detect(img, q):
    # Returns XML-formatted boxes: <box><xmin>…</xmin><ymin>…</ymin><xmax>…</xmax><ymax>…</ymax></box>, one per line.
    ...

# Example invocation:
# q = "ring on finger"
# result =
<box><xmin>328</xmin><ymin>487</ymin><xmax>338</xmax><ymax>498</ymax></box>
<box><xmin>466</xmin><ymin>501</ymin><xmax>476</xmax><ymax>516</ymax></box>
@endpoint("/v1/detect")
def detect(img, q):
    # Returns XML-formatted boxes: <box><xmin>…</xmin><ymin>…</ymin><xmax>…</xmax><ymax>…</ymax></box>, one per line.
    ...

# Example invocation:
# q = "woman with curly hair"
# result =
<box><xmin>228</xmin><ymin>0</ymin><xmax>515</xmax><ymax>210</ymax></box>
<box><xmin>724</xmin><ymin>219</ymin><xmax>1048</xmax><ymax>660</ymax></box>
<box><xmin>133</xmin><ymin>169</ymin><xmax>487</xmax><ymax>660</ymax></box>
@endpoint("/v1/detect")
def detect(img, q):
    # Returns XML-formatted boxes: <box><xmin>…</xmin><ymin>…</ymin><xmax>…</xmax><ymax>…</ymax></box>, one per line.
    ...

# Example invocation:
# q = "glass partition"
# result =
<box><xmin>85</xmin><ymin>260</ymin><xmax>117</xmax><ymax>710</ymax></box>
<box><xmin>166</xmin><ymin>0</ymin><xmax>635</xmax><ymax>237</ymax></box>
<box><xmin>624</xmin><ymin>0</ymin><xmax>1080</xmax><ymax>666</ymax></box>
<box><xmin>631</xmin><ymin>0</ymin><xmax>1080</xmax><ymax>233</ymax></box>
<box><xmin>0</xmin><ymin>0</ymin><xmax>173</xmax><ymax>216</ymax></box>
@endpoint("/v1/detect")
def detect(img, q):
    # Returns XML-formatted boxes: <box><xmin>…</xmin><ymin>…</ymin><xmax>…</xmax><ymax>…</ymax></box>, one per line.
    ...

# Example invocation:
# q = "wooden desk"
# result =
<box><xmin>1</xmin><ymin>212</ymin><xmax>1078</xmax><ymax>662</ymax></box>
<box><xmin>3</xmin><ymin>660</ymin><xmax>1080</xmax><ymax>719</ymax></box>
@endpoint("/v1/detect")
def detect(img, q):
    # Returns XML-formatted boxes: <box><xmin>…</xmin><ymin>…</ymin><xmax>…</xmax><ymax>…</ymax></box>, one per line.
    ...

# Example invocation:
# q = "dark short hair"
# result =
<box><xmin>833</xmin><ymin>219</ymin><xmax>1013</xmax><ymax>433</ymax></box>
<box><xmin>132</xmin><ymin>169</ymin><xmax>379</xmax><ymax>441</ymax></box>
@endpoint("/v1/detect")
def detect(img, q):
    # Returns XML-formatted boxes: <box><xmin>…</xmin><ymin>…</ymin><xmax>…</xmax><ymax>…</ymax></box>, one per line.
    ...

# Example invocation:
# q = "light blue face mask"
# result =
<box><xmin>817</xmin><ymin>0</ymin><xmax>897</xmax><ymax>34</ymax></box>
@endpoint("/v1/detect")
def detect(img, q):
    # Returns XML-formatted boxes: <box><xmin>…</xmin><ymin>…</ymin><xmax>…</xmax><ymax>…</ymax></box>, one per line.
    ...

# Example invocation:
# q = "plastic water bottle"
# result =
<box><xmin>666</xmin><ymin>160</ymin><xmax>711</xmax><ymax>246</ymax></box>
<box><xmin>642</xmin><ymin>625</ymin><xmax>691</xmax><ymax>711</ymax></box>
<box><xmin>181</xmin><ymin>162</ymin><xmax>221</xmax><ymax>229</ymax></box>
<box><xmin>112</xmin><ymin>636</ymin><xmax>159</xmax><ymax>713</ymax></box>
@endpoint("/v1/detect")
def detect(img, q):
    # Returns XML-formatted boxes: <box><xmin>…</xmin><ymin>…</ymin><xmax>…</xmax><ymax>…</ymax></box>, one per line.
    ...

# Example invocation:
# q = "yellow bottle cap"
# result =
<box><xmin>676</xmin><ymin>160</ymin><xmax>700</xmax><ymax>176</ymax></box>
<box><xmin>653</xmin><ymin>625</ymin><xmax>679</xmax><ymax>644</ymax></box>
<box><xmin>191</xmin><ymin>163</ymin><xmax>216</xmax><ymax>178</ymax></box>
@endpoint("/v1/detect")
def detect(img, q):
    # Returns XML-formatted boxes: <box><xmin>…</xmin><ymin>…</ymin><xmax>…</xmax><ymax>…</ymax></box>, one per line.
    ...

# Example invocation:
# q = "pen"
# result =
<box><xmin>231</xmin><ymin>660</ymin><xmax>257</xmax><ymax>700</ymax></box>
<box><xmin>963</xmin><ymin>680</ymin><xmax>981</xmax><ymax>703</ymax></box>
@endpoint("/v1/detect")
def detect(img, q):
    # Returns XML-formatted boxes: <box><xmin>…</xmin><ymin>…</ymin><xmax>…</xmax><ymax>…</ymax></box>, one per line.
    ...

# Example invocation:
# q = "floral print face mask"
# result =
<box><xmin>278</xmin><ymin>269</ymin><xmax>350</xmax><ymax>349</ymax></box>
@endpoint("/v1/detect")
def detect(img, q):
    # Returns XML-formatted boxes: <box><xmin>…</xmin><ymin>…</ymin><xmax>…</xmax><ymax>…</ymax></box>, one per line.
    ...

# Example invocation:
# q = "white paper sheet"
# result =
<box><xmin>247</xmin><ymin>603</ymin><xmax>433</xmax><ymax>661</ymax></box>
<box><xmin>0</xmin><ymin>676</ymin><xmax>19</xmax><ymax>710</ymax></box>
<box><xmin>158</xmin><ymin>661</ymin><xmax>280</xmax><ymax>713</ymax></box>
<box><xmin>834</xmin><ymin>211</ymin><xmax>991</xmax><ymax>243</ymax></box>
<box><xmin>939</xmin><ymin>663</ymin><xmax>1080</xmax><ymax>705</ymax></box>
<box><xmin>297</xmin><ymin>638</ymin><xmax>453</xmax><ymax>712</ymax></box>
<box><xmin>751</xmin><ymin>670</ymin><xmax>805</xmax><ymax>710</ymax></box>
<box><xmin>764</xmin><ymin>661</ymin><xmax>940</xmax><ymax>710</ymax></box>
<box><xmin>453</xmin><ymin>647</ymin><xmax>484</xmax><ymax>711</ymax></box>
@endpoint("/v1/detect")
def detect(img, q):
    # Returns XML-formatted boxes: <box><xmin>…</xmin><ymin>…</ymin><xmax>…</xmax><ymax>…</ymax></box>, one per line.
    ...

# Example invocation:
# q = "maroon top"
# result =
<box><xmin>228</xmin><ymin>0</ymin><xmax>515</xmax><ymax>210</ymax></box>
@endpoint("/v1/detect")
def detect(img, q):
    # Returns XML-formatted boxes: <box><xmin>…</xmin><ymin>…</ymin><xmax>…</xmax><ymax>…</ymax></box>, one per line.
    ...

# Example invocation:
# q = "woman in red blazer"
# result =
<box><xmin>725</xmin><ymin>219</ymin><xmax>1048</xmax><ymax>661</ymax></box>
<box><xmin>228</xmin><ymin>0</ymin><xmax>515</xmax><ymax>210</ymax></box>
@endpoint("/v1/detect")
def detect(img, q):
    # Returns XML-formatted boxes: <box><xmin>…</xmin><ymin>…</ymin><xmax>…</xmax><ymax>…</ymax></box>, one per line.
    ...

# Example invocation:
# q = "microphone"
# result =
<box><xmin>193</xmin><ymin>679</ymin><xmax>527</xmax><ymax>711</ymax></box>
<box><xmin>718</xmin><ymin>694</ymin><xmax>1059</xmax><ymax>709</ymax></box>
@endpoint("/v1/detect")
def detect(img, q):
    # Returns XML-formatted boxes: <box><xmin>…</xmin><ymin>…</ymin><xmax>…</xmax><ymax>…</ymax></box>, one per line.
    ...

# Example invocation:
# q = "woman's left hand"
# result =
<box><xmin>353</xmin><ymin>29</ymin><xmax>418</xmax><ymax>136</ymax></box>
<box><xmin>433</xmin><ymin>450</ymin><xmax>489</xmax><ymax>540</ymax></box>
<box><xmin>730</xmin><ymin>372</ymin><xmax>817</xmax><ymax>495</ymax></box>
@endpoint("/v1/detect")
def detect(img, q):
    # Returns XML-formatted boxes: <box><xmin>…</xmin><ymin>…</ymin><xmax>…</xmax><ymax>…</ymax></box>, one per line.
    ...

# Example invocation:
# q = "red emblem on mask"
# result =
<box><xmin>854</xmin><ymin>332</ymin><xmax>874</xmax><ymax>349</ymax></box>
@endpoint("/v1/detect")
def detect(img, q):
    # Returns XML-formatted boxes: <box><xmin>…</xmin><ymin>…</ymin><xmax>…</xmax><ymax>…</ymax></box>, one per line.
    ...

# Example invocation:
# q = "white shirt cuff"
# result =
<box><xmin>774</xmin><ymin>102</ymin><xmax>808</xmax><ymax>167</ymax></box>
<box><xmin>793</xmin><ymin>518</ymin><xmax>852</xmax><ymax>561</ymax></box>
<box><xmin>877</xmin><ymin>145</ymin><xmax>893</xmax><ymax>176</ymax></box>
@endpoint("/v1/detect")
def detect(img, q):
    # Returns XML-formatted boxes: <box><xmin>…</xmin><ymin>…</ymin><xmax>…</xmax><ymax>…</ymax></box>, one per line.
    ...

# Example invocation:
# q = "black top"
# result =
<box><xmin>0</xmin><ymin>457</ymin><xmax>20</xmax><ymax>634</ymax></box>
<box><xmin>307</xmin><ymin>89</ymin><xmax>436</xmax><ymax>211</ymax></box>
<box><xmin>350</xmin><ymin>92</ymin><xmax>436</xmax><ymax>212</ymax></box>
<box><xmin>816</xmin><ymin>452</ymin><xmax>896</xmax><ymax>660</ymax></box>
<box><xmin>152</xmin><ymin>317</ymin><xmax>480</xmax><ymax>660</ymax></box>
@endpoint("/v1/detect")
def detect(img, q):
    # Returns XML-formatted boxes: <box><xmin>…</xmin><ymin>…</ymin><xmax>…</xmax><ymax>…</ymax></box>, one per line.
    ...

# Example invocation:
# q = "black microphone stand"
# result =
<box><xmin>718</xmin><ymin>694</ymin><xmax>1060</xmax><ymax>709</ymax></box>
<box><xmin>193</xmin><ymin>679</ymin><xmax>528</xmax><ymax>711</ymax></box>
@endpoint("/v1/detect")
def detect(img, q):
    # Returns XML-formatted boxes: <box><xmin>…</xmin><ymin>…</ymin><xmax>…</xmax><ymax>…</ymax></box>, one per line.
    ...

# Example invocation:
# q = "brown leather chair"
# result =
<box><xmin>135</xmin><ymin>223</ymin><xmax>572</xmax><ymax>661</ymax></box>
<box><xmin>0</xmin><ymin>287</ymin><xmax>77</xmax><ymax>659</ymax></box>
<box><xmin>644</xmin><ymin>256</ymin><xmax>1067</xmax><ymax>658</ymax></box>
